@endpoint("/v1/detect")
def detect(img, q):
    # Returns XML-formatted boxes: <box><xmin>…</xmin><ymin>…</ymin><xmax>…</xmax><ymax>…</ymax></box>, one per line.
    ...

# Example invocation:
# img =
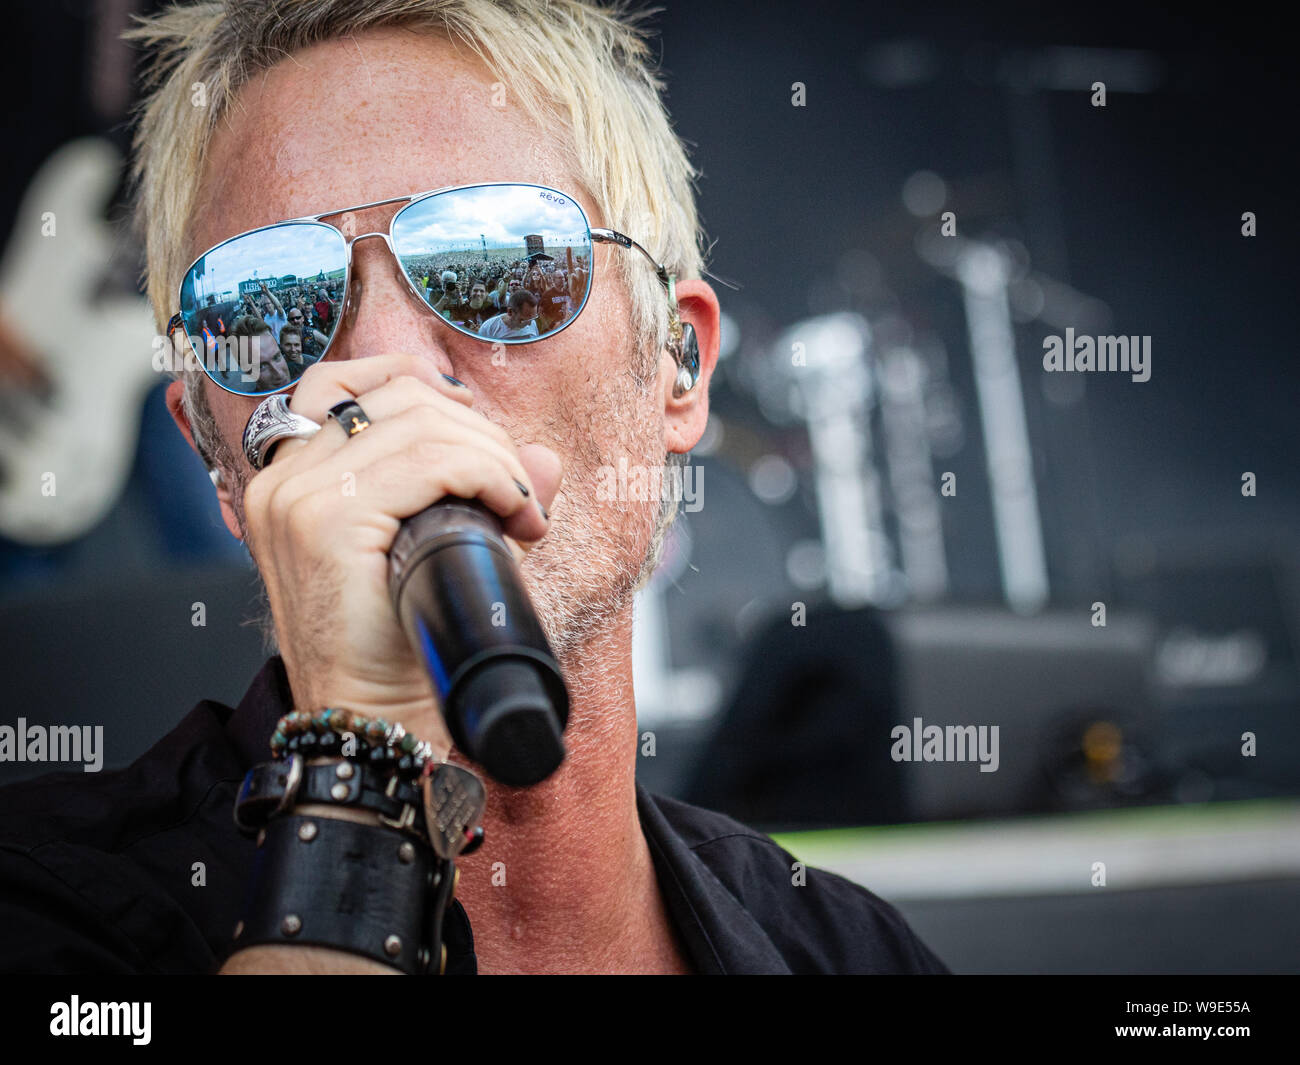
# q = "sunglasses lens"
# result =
<box><xmin>178</xmin><ymin>222</ymin><xmax>346</xmax><ymax>395</ymax></box>
<box><xmin>391</xmin><ymin>184</ymin><xmax>592</xmax><ymax>343</ymax></box>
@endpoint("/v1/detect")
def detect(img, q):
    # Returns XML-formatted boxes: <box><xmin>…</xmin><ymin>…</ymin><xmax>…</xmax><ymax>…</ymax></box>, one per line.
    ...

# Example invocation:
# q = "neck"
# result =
<box><xmin>449</xmin><ymin>604</ymin><xmax>686</xmax><ymax>973</ymax></box>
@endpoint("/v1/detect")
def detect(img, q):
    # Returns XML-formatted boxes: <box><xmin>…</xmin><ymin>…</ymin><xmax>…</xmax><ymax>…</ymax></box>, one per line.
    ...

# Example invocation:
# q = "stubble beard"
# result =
<box><xmin>222</xmin><ymin>373</ymin><xmax>670</xmax><ymax>682</ymax></box>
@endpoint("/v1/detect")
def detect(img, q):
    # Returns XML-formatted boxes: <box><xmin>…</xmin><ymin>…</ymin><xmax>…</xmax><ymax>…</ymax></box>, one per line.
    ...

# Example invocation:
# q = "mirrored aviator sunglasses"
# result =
<box><xmin>169</xmin><ymin>183</ymin><xmax>601</xmax><ymax>397</ymax></box>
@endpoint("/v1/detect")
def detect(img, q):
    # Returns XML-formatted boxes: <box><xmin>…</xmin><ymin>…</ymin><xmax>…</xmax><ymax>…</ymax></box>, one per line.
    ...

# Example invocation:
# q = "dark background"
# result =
<box><xmin>663</xmin><ymin>0</ymin><xmax>1297</xmax><ymax>599</ymax></box>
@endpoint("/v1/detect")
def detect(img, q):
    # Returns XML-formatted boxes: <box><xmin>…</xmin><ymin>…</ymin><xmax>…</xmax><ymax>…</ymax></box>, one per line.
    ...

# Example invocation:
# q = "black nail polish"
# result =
<box><xmin>442</xmin><ymin>373</ymin><xmax>467</xmax><ymax>388</ymax></box>
<box><xmin>514</xmin><ymin>479</ymin><xmax>530</xmax><ymax>498</ymax></box>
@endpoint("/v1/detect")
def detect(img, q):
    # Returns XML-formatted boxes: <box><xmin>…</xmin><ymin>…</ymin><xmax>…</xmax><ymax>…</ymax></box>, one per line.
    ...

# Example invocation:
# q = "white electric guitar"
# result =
<box><xmin>0</xmin><ymin>138</ymin><xmax>158</xmax><ymax>546</ymax></box>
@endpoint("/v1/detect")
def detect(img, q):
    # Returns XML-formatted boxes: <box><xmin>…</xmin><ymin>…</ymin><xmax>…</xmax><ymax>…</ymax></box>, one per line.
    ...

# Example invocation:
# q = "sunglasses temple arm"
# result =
<box><xmin>590</xmin><ymin>227</ymin><xmax>686</xmax><ymax>348</ymax></box>
<box><xmin>590</xmin><ymin>228</ymin><xmax>675</xmax><ymax>295</ymax></box>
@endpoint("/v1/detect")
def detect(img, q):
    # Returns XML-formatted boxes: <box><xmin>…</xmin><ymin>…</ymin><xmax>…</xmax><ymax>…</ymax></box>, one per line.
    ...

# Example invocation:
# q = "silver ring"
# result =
<box><xmin>242</xmin><ymin>395</ymin><xmax>321</xmax><ymax>471</ymax></box>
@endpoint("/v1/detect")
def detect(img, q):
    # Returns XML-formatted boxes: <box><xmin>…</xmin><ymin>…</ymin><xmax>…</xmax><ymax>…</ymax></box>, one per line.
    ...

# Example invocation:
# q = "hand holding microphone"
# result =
<box><xmin>239</xmin><ymin>353</ymin><xmax>566</xmax><ymax>782</ymax></box>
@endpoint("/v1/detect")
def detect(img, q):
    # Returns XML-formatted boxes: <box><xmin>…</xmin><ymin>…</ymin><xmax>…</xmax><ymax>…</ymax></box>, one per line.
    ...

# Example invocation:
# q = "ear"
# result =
<box><xmin>662</xmin><ymin>279</ymin><xmax>720</xmax><ymax>454</ymax></box>
<box><xmin>164</xmin><ymin>379</ymin><xmax>244</xmax><ymax>542</ymax></box>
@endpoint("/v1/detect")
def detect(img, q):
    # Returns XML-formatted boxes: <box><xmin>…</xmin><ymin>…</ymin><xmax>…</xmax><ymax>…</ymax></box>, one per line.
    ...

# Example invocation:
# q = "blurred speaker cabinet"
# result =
<box><xmin>885</xmin><ymin>606</ymin><xmax>1158</xmax><ymax>821</ymax></box>
<box><xmin>685</xmin><ymin>602</ymin><xmax>1158</xmax><ymax>829</ymax></box>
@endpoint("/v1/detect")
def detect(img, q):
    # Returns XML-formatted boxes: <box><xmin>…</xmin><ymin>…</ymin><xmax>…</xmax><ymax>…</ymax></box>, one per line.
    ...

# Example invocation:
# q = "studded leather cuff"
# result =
<box><xmin>231</xmin><ymin>811</ymin><xmax>448</xmax><ymax>975</ymax></box>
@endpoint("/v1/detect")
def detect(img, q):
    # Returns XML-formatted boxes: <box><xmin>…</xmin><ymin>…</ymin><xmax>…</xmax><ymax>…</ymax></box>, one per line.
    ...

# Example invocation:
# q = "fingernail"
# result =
<box><xmin>442</xmin><ymin>373</ymin><xmax>467</xmax><ymax>388</ymax></box>
<box><xmin>514</xmin><ymin>478</ymin><xmax>530</xmax><ymax>498</ymax></box>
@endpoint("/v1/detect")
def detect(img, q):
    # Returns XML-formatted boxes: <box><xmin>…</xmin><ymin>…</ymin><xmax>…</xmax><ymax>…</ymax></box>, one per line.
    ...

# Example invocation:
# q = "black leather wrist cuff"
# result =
<box><xmin>235</xmin><ymin>755</ymin><xmax>426</xmax><ymax>836</ymax></box>
<box><xmin>231</xmin><ymin>811</ymin><xmax>444</xmax><ymax>975</ymax></box>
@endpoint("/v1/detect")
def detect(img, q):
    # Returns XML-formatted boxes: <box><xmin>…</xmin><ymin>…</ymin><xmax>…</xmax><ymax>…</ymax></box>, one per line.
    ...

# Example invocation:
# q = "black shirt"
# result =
<box><xmin>0</xmin><ymin>657</ymin><xmax>947</xmax><ymax>975</ymax></box>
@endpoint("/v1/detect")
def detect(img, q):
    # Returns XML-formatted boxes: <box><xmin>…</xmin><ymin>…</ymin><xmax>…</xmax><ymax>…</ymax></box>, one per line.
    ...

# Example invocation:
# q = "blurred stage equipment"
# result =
<box><xmin>921</xmin><ymin>238</ymin><xmax>1049</xmax><ymax>614</ymax></box>
<box><xmin>0</xmin><ymin>138</ymin><xmax>156</xmax><ymax>545</ymax></box>
<box><xmin>0</xmin><ymin>563</ymin><xmax>268</xmax><ymax>787</ymax></box>
<box><xmin>768</xmin><ymin>312</ymin><xmax>896</xmax><ymax>606</ymax></box>
<box><xmin>1114</xmin><ymin>540</ymin><xmax>1300</xmax><ymax>798</ymax></box>
<box><xmin>684</xmin><ymin>603</ymin><xmax>908</xmax><ymax>828</ymax></box>
<box><xmin>884</xmin><ymin>605</ymin><xmax>1158</xmax><ymax>820</ymax></box>
<box><xmin>679</xmin><ymin>301</ymin><xmax>1167</xmax><ymax>828</ymax></box>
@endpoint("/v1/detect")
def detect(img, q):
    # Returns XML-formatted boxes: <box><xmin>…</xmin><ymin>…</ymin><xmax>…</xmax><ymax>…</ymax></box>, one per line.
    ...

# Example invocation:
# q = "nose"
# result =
<box><xmin>325</xmin><ymin>232</ymin><xmax>457</xmax><ymax>374</ymax></box>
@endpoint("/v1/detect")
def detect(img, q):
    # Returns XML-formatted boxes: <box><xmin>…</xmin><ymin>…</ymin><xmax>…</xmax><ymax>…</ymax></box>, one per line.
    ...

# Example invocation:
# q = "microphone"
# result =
<box><xmin>388</xmin><ymin>498</ymin><xmax>569</xmax><ymax>786</ymax></box>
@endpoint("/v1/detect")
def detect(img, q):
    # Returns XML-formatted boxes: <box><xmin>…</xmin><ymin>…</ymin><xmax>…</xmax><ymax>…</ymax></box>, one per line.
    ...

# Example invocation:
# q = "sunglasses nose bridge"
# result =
<box><xmin>344</xmin><ymin>229</ymin><xmax>397</xmax><ymax>262</ymax></box>
<box><xmin>343</xmin><ymin>230</ymin><xmax>423</xmax><ymax>305</ymax></box>
<box><xmin>347</xmin><ymin>230</ymin><xmax>395</xmax><ymax>246</ymax></box>
<box><xmin>328</xmin><ymin>231</ymin><xmax>452</xmax><ymax>362</ymax></box>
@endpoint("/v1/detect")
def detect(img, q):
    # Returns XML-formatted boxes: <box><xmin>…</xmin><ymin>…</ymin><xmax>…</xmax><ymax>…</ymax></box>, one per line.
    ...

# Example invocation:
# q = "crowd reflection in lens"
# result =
<box><xmin>195</xmin><ymin>275</ymin><xmax>341</xmax><ymax>392</ymax></box>
<box><xmin>405</xmin><ymin>247</ymin><xmax>589</xmax><ymax>341</ymax></box>
<box><xmin>405</xmin><ymin>252</ymin><xmax>590</xmax><ymax>340</ymax></box>
<box><xmin>394</xmin><ymin>185</ymin><xmax>592</xmax><ymax>341</ymax></box>
<box><xmin>183</xmin><ymin>190</ymin><xmax>595</xmax><ymax>396</ymax></box>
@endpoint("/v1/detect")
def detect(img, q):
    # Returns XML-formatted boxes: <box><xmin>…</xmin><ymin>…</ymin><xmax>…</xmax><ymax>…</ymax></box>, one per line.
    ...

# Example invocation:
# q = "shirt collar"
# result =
<box><xmin>635</xmin><ymin>783</ymin><xmax>791</xmax><ymax>974</ymax></box>
<box><xmin>226</xmin><ymin>655</ymin><xmax>294</xmax><ymax>770</ymax></box>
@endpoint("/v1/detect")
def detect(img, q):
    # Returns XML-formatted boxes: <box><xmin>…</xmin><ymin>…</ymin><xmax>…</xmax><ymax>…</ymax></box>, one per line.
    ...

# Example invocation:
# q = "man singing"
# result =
<box><xmin>0</xmin><ymin>0</ymin><xmax>946</xmax><ymax>975</ymax></box>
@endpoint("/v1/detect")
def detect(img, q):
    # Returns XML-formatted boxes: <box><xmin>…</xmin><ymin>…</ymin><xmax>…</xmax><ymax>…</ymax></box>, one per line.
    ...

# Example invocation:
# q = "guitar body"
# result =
<box><xmin>0</xmin><ymin>138</ymin><xmax>158</xmax><ymax>546</ymax></box>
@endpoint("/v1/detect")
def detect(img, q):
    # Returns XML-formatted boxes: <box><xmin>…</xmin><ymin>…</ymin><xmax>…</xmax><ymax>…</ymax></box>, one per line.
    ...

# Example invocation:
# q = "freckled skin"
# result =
<box><xmin>170</xmin><ymin>28</ymin><xmax>720</xmax><ymax>973</ymax></box>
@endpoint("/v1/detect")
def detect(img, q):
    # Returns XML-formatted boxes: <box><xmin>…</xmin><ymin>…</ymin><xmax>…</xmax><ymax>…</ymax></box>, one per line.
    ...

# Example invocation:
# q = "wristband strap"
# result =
<box><xmin>234</xmin><ymin>755</ymin><xmax>426</xmax><ymax>835</ymax></box>
<box><xmin>232</xmin><ymin>812</ymin><xmax>447</xmax><ymax>975</ymax></box>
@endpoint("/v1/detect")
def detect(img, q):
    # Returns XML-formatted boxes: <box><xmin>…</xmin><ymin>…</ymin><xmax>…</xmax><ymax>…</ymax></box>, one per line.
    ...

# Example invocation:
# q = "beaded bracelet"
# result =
<box><xmin>271</xmin><ymin>707</ymin><xmax>437</xmax><ymax>781</ymax></box>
